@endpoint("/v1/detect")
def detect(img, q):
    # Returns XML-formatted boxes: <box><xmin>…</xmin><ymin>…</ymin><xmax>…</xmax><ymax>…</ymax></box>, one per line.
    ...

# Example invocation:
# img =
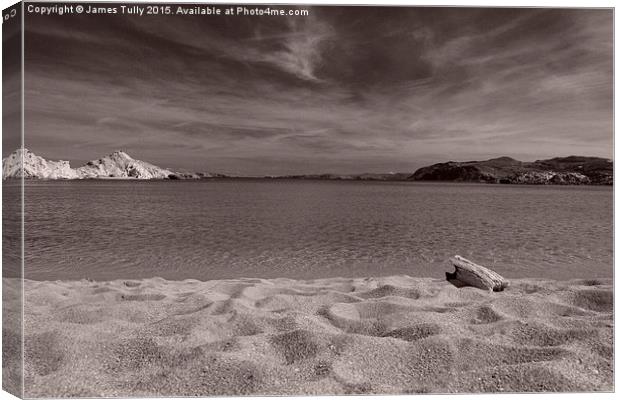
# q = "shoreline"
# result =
<box><xmin>4</xmin><ymin>275</ymin><xmax>613</xmax><ymax>396</ymax></box>
<box><xmin>7</xmin><ymin>273</ymin><xmax>617</xmax><ymax>284</ymax></box>
<box><xmin>7</xmin><ymin>176</ymin><xmax>615</xmax><ymax>186</ymax></box>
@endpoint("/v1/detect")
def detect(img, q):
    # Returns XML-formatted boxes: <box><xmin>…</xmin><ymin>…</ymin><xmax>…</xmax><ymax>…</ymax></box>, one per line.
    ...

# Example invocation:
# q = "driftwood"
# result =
<box><xmin>446</xmin><ymin>255</ymin><xmax>509</xmax><ymax>292</ymax></box>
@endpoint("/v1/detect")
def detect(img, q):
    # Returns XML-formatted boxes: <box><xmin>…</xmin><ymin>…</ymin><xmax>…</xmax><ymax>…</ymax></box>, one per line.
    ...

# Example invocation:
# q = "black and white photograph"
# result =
<box><xmin>1</xmin><ymin>1</ymin><xmax>614</xmax><ymax>397</ymax></box>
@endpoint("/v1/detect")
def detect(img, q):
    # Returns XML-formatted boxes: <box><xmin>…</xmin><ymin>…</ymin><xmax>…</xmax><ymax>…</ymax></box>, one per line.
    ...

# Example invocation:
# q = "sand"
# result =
<box><xmin>3</xmin><ymin>275</ymin><xmax>613</xmax><ymax>397</ymax></box>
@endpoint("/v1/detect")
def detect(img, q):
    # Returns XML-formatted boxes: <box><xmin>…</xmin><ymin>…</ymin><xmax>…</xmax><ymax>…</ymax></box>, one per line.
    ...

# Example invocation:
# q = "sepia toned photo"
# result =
<box><xmin>1</xmin><ymin>1</ymin><xmax>614</xmax><ymax>397</ymax></box>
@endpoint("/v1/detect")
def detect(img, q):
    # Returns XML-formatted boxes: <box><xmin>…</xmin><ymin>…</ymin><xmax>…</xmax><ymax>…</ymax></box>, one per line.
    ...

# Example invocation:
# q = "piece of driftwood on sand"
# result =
<box><xmin>445</xmin><ymin>255</ymin><xmax>510</xmax><ymax>292</ymax></box>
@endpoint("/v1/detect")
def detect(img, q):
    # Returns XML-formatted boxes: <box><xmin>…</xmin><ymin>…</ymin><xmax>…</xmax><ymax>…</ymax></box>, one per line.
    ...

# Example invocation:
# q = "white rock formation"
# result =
<box><xmin>3</xmin><ymin>148</ymin><xmax>80</xmax><ymax>179</ymax></box>
<box><xmin>76</xmin><ymin>151</ymin><xmax>173</xmax><ymax>179</ymax></box>
<box><xmin>2</xmin><ymin>149</ymin><xmax>174</xmax><ymax>180</ymax></box>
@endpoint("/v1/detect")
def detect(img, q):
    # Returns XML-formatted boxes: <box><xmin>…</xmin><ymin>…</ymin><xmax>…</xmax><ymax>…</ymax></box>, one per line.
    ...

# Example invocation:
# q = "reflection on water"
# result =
<box><xmin>17</xmin><ymin>180</ymin><xmax>612</xmax><ymax>281</ymax></box>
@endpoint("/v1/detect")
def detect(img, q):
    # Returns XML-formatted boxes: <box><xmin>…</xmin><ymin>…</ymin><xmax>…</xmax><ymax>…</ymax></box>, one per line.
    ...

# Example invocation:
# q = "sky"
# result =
<box><xmin>16</xmin><ymin>5</ymin><xmax>613</xmax><ymax>175</ymax></box>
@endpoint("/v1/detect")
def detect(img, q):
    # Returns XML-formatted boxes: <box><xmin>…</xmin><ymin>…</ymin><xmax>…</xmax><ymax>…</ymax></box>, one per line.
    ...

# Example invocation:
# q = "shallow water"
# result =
<box><xmin>11</xmin><ymin>180</ymin><xmax>613</xmax><ymax>281</ymax></box>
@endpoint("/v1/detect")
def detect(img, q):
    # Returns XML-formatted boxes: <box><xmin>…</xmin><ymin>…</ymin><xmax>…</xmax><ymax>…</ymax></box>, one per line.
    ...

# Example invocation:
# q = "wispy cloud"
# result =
<box><xmin>252</xmin><ymin>16</ymin><xmax>334</xmax><ymax>81</ymax></box>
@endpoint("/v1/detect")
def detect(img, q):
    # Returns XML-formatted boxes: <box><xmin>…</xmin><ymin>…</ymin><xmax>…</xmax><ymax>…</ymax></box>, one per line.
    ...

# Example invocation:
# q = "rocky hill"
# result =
<box><xmin>3</xmin><ymin>148</ymin><xmax>80</xmax><ymax>179</ymax></box>
<box><xmin>411</xmin><ymin>156</ymin><xmax>612</xmax><ymax>185</ymax></box>
<box><xmin>76</xmin><ymin>151</ymin><xmax>173</xmax><ymax>179</ymax></box>
<box><xmin>2</xmin><ymin>149</ymin><xmax>176</xmax><ymax>180</ymax></box>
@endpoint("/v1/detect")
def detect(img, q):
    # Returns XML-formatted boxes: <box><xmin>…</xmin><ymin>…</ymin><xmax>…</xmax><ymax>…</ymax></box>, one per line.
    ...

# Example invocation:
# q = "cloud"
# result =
<box><xmin>251</xmin><ymin>16</ymin><xmax>334</xmax><ymax>81</ymax></box>
<box><xmin>18</xmin><ymin>7</ymin><xmax>613</xmax><ymax>175</ymax></box>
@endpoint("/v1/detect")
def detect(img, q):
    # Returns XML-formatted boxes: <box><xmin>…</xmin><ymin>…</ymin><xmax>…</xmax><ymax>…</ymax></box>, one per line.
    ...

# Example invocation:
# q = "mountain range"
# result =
<box><xmin>1</xmin><ymin>149</ymin><xmax>613</xmax><ymax>185</ymax></box>
<box><xmin>1</xmin><ymin>148</ymin><xmax>224</xmax><ymax>180</ymax></box>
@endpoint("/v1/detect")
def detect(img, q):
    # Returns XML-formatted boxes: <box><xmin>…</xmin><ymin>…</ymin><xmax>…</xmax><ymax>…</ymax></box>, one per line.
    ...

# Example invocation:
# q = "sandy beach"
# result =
<box><xmin>4</xmin><ymin>275</ymin><xmax>613</xmax><ymax>397</ymax></box>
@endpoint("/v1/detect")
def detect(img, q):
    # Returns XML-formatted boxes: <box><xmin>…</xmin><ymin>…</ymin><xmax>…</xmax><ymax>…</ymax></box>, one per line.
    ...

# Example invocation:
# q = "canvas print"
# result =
<box><xmin>1</xmin><ymin>2</ymin><xmax>614</xmax><ymax>397</ymax></box>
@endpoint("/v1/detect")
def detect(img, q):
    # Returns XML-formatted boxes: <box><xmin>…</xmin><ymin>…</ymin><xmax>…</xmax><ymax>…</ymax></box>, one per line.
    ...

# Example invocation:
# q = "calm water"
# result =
<box><xmin>10</xmin><ymin>180</ymin><xmax>613</xmax><ymax>281</ymax></box>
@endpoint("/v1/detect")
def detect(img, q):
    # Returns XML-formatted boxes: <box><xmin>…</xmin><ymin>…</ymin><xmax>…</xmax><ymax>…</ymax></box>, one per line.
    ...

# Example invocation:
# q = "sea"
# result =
<box><xmin>4</xmin><ymin>180</ymin><xmax>613</xmax><ymax>281</ymax></box>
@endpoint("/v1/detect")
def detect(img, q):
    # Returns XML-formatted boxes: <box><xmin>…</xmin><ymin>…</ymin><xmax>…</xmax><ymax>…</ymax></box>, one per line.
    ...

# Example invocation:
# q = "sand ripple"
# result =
<box><xmin>5</xmin><ymin>276</ymin><xmax>612</xmax><ymax>396</ymax></box>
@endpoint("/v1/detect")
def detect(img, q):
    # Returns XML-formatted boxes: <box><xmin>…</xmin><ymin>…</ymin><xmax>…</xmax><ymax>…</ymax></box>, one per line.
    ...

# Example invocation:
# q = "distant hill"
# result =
<box><xmin>266</xmin><ymin>172</ymin><xmax>412</xmax><ymax>181</ymax></box>
<box><xmin>411</xmin><ymin>156</ymin><xmax>613</xmax><ymax>185</ymax></box>
<box><xmin>76</xmin><ymin>150</ymin><xmax>174</xmax><ymax>179</ymax></box>
<box><xmin>1</xmin><ymin>149</ymin><xmax>218</xmax><ymax>180</ymax></box>
<box><xmin>3</xmin><ymin>148</ymin><xmax>81</xmax><ymax>179</ymax></box>
<box><xmin>262</xmin><ymin>155</ymin><xmax>612</xmax><ymax>185</ymax></box>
